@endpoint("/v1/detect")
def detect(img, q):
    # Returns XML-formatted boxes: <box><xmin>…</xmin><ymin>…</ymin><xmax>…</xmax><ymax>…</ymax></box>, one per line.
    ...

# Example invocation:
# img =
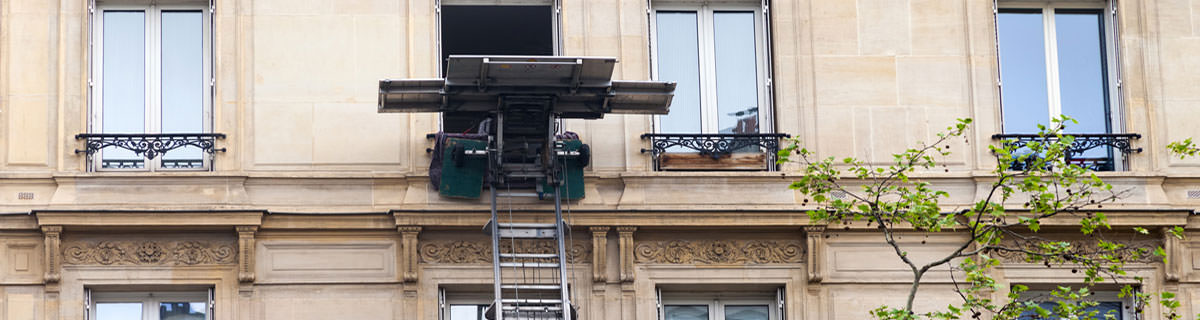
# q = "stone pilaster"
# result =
<box><xmin>589</xmin><ymin>226</ymin><xmax>610</xmax><ymax>283</ymax></box>
<box><xmin>399</xmin><ymin>226</ymin><xmax>422</xmax><ymax>283</ymax></box>
<box><xmin>616</xmin><ymin>226</ymin><xmax>636</xmax><ymax>282</ymax></box>
<box><xmin>41</xmin><ymin>226</ymin><xmax>63</xmax><ymax>290</ymax></box>
<box><xmin>236</xmin><ymin>225</ymin><xmax>258</xmax><ymax>284</ymax></box>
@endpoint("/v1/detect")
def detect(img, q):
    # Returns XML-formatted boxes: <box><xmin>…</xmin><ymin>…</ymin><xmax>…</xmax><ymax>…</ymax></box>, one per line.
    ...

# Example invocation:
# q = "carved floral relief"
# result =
<box><xmin>990</xmin><ymin>237</ymin><xmax>1162</xmax><ymax>264</ymax></box>
<box><xmin>419</xmin><ymin>239</ymin><xmax>591</xmax><ymax>264</ymax></box>
<box><xmin>634</xmin><ymin>240</ymin><xmax>804</xmax><ymax>264</ymax></box>
<box><xmin>63</xmin><ymin>240</ymin><xmax>237</xmax><ymax>266</ymax></box>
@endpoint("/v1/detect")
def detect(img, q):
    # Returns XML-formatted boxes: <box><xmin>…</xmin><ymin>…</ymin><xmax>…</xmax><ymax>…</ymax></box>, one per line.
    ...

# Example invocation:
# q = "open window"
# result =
<box><xmin>85</xmin><ymin>0</ymin><xmax>220</xmax><ymax>171</ymax></box>
<box><xmin>85</xmin><ymin>287</ymin><xmax>213</xmax><ymax>320</ymax></box>
<box><xmin>437</xmin><ymin>0</ymin><xmax>560</xmax><ymax>133</ymax></box>
<box><xmin>644</xmin><ymin>0</ymin><xmax>786</xmax><ymax>171</ymax></box>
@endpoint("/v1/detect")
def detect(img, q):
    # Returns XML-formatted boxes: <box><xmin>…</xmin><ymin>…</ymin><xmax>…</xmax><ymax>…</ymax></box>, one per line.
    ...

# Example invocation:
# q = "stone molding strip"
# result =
<box><xmin>634</xmin><ymin>239</ymin><xmax>804</xmax><ymax>264</ymax></box>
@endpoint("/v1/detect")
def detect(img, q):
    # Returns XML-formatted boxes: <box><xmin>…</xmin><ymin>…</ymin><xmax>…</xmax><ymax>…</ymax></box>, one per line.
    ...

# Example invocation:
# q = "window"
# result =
<box><xmin>437</xmin><ymin>0</ymin><xmax>559</xmax><ymax>133</ymax></box>
<box><xmin>91</xmin><ymin>0</ymin><xmax>213</xmax><ymax>170</ymax></box>
<box><xmin>1016</xmin><ymin>291</ymin><xmax>1134</xmax><ymax>319</ymax></box>
<box><xmin>650</xmin><ymin>2</ymin><xmax>772</xmax><ymax>135</ymax></box>
<box><xmin>438</xmin><ymin>288</ymin><xmax>491</xmax><ymax>320</ymax></box>
<box><xmin>87</xmin><ymin>289</ymin><xmax>212</xmax><ymax>320</ymax></box>
<box><xmin>657</xmin><ymin>288</ymin><xmax>783</xmax><ymax>320</ymax></box>
<box><xmin>996</xmin><ymin>1</ymin><xmax>1119</xmax><ymax>135</ymax></box>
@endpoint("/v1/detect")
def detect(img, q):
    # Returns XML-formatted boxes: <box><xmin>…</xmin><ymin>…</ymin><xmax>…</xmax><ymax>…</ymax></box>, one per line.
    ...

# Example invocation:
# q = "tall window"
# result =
<box><xmin>651</xmin><ymin>3</ymin><xmax>771</xmax><ymax>134</ymax></box>
<box><xmin>1016</xmin><ymin>290</ymin><xmax>1134</xmax><ymax>319</ymax></box>
<box><xmin>92</xmin><ymin>1</ymin><xmax>212</xmax><ymax>170</ymax></box>
<box><xmin>88</xmin><ymin>289</ymin><xmax>212</xmax><ymax>320</ymax></box>
<box><xmin>997</xmin><ymin>2</ymin><xmax>1118</xmax><ymax>134</ymax></box>
<box><xmin>438</xmin><ymin>1</ymin><xmax>558</xmax><ymax>133</ymax></box>
<box><xmin>438</xmin><ymin>289</ymin><xmax>490</xmax><ymax>320</ymax></box>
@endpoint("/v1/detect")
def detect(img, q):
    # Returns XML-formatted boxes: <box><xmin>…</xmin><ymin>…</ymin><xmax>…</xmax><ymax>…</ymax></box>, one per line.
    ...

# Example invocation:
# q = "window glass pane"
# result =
<box><xmin>159</xmin><ymin>302</ymin><xmax>206</xmax><ymax>320</ymax></box>
<box><xmin>449</xmin><ymin>305</ymin><xmax>483</xmax><ymax>320</ymax></box>
<box><xmin>160</xmin><ymin>11</ymin><xmax>205</xmax><ymax>168</ymax></box>
<box><xmin>1019</xmin><ymin>301</ymin><xmax>1122</xmax><ymax>319</ymax></box>
<box><xmin>1055</xmin><ymin>10</ymin><xmax>1111</xmax><ymax>134</ymax></box>
<box><xmin>724</xmin><ymin>305</ymin><xmax>769</xmax><ymax>320</ymax></box>
<box><xmin>713</xmin><ymin>11</ymin><xmax>760</xmax><ymax>135</ymax></box>
<box><xmin>997</xmin><ymin>11</ymin><xmax>1051</xmax><ymax>133</ymax></box>
<box><xmin>655</xmin><ymin>11</ymin><xmax>703</xmax><ymax>133</ymax></box>
<box><xmin>664</xmin><ymin>305</ymin><xmax>708</xmax><ymax>320</ymax></box>
<box><xmin>101</xmin><ymin>11</ymin><xmax>147</xmax><ymax>168</ymax></box>
<box><xmin>96</xmin><ymin>302</ymin><xmax>142</xmax><ymax>320</ymax></box>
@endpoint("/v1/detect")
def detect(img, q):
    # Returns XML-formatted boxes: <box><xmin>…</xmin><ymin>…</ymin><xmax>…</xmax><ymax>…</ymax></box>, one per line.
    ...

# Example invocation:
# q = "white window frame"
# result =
<box><xmin>658</xmin><ymin>292</ymin><xmax>779</xmax><ymax>320</ymax></box>
<box><xmin>649</xmin><ymin>1</ymin><xmax>773</xmax><ymax>134</ymax></box>
<box><xmin>438</xmin><ymin>288</ymin><xmax>492</xmax><ymax>320</ymax></box>
<box><xmin>90</xmin><ymin>0</ymin><xmax>214</xmax><ymax>172</ymax></box>
<box><xmin>996</xmin><ymin>0</ymin><xmax>1122</xmax><ymax>134</ymax></box>
<box><xmin>86</xmin><ymin>289</ymin><xmax>213</xmax><ymax>320</ymax></box>
<box><xmin>1019</xmin><ymin>290</ymin><xmax>1136</xmax><ymax>320</ymax></box>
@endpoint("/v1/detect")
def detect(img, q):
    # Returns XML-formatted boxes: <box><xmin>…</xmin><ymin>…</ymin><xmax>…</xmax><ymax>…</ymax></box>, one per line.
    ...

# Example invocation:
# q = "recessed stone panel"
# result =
<box><xmin>257</xmin><ymin>240</ymin><xmax>396</xmax><ymax>283</ymax></box>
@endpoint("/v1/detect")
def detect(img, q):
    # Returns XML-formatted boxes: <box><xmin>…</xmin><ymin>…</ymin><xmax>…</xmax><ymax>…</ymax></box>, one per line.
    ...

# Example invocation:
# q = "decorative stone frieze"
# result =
<box><xmin>63</xmin><ymin>240</ymin><xmax>237</xmax><ymax>266</ymax></box>
<box><xmin>991</xmin><ymin>237</ymin><xmax>1162</xmax><ymax>264</ymax></box>
<box><xmin>634</xmin><ymin>239</ymin><xmax>804</xmax><ymax>264</ymax></box>
<box><xmin>418</xmin><ymin>239</ymin><xmax>590</xmax><ymax>264</ymax></box>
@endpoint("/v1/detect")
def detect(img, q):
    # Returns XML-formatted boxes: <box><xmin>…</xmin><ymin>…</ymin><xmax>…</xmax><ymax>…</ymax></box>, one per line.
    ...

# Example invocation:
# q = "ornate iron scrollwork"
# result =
<box><xmin>640</xmin><ymin>133</ymin><xmax>791</xmax><ymax>171</ymax></box>
<box><xmin>75</xmin><ymin>133</ymin><xmax>227</xmax><ymax>160</ymax></box>
<box><xmin>991</xmin><ymin>133</ymin><xmax>1142</xmax><ymax>171</ymax></box>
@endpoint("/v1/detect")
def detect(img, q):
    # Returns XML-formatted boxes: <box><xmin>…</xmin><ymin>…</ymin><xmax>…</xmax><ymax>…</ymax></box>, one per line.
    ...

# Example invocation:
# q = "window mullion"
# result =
<box><xmin>1043</xmin><ymin>6</ymin><xmax>1063</xmax><ymax>121</ymax></box>
<box><xmin>700</xmin><ymin>7</ymin><xmax>717</xmax><ymax>134</ymax></box>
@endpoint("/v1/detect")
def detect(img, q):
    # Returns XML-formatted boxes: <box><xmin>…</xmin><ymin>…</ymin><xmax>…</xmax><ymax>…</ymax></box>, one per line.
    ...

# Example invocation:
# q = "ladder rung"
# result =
<box><xmin>502</xmin><ymin>298</ymin><xmax>563</xmax><ymax>304</ymax></box>
<box><xmin>500</xmin><ymin>262</ymin><xmax>559</xmax><ymax>268</ymax></box>
<box><xmin>496</xmin><ymin>192</ymin><xmax>541</xmax><ymax>197</ymax></box>
<box><xmin>502</xmin><ymin>306</ymin><xmax>564</xmax><ymax>311</ymax></box>
<box><xmin>505</xmin><ymin>172</ymin><xmax>546</xmax><ymax>178</ymax></box>
<box><xmin>501</xmin><ymin>284</ymin><xmax>562</xmax><ymax>290</ymax></box>
<box><xmin>498</xmin><ymin>223</ymin><xmax>558</xmax><ymax>229</ymax></box>
<box><xmin>498</xmin><ymin>228</ymin><xmax>556</xmax><ymax>239</ymax></box>
<box><xmin>499</xmin><ymin>253</ymin><xmax>559</xmax><ymax>259</ymax></box>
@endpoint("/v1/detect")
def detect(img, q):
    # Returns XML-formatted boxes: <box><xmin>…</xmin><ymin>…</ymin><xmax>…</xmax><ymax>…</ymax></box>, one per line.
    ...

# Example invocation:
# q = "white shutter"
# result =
<box><xmin>775</xmin><ymin>287</ymin><xmax>786</xmax><ymax>320</ymax></box>
<box><xmin>656</xmin><ymin>288</ymin><xmax>664</xmax><ymax>320</ymax></box>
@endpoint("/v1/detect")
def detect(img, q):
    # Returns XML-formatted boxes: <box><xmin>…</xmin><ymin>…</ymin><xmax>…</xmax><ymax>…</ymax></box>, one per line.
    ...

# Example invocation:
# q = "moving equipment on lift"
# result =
<box><xmin>378</xmin><ymin>55</ymin><xmax>674</xmax><ymax>320</ymax></box>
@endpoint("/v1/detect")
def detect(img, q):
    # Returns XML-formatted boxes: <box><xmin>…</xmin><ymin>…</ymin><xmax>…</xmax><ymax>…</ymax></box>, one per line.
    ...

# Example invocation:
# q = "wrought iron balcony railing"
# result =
<box><xmin>641</xmin><ymin>133</ymin><xmax>791</xmax><ymax>171</ymax></box>
<box><xmin>991</xmin><ymin>133</ymin><xmax>1142</xmax><ymax>171</ymax></box>
<box><xmin>75</xmin><ymin>133</ymin><xmax>226</xmax><ymax>169</ymax></box>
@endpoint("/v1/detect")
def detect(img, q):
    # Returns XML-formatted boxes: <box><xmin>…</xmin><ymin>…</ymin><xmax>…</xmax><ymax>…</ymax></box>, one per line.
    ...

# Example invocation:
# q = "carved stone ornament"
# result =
<box><xmin>634</xmin><ymin>240</ymin><xmax>805</xmax><ymax>264</ymax></box>
<box><xmin>419</xmin><ymin>239</ymin><xmax>590</xmax><ymax>264</ymax></box>
<box><xmin>990</xmin><ymin>237</ymin><xmax>1162</xmax><ymax>264</ymax></box>
<box><xmin>63</xmin><ymin>240</ymin><xmax>237</xmax><ymax>266</ymax></box>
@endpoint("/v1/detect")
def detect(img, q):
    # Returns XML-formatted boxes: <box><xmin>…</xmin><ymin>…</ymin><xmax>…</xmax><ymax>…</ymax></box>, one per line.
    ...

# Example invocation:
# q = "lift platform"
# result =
<box><xmin>378</xmin><ymin>56</ymin><xmax>674</xmax><ymax>320</ymax></box>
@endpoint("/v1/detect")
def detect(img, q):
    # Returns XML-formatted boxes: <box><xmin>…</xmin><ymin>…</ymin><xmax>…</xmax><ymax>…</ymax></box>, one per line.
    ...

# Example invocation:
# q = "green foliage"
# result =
<box><xmin>781</xmin><ymin>116</ymin><xmax>1188</xmax><ymax>319</ymax></box>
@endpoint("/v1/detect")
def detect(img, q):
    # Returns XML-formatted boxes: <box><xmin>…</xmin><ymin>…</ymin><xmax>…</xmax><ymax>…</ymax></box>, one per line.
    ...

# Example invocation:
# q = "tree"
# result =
<box><xmin>779</xmin><ymin>116</ymin><xmax>1187</xmax><ymax>320</ymax></box>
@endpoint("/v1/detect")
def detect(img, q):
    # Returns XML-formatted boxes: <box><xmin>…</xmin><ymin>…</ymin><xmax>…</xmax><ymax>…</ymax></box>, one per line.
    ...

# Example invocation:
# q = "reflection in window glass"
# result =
<box><xmin>158</xmin><ymin>302</ymin><xmax>206</xmax><ymax>320</ymax></box>
<box><xmin>655</xmin><ymin>11</ymin><xmax>703</xmax><ymax>134</ymax></box>
<box><xmin>97</xmin><ymin>303</ymin><xmax>143</xmax><ymax>320</ymax></box>
<box><xmin>713</xmin><ymin>12</ymin><xmax>759</xmax><ymax>134</ymax></box>
<box><xmin>102</xmin><ymin>11</ymin><xmax>147</xmax><ymax>168</ymax></box>
<box><xmin>160</xmin><ymin>11</ymin><xmax>205</xmax><ymax>168</ymax></box>
<box><xmin>724</xmin><ymin>305</ymin><xmax>769</xmax><ymax>320</ymax></box>
<box><xmin>1055</xmin><ymin>10</ymin><xmax>1110</xmax><ymax>134</ymax></box>
<box><xmin>665</xmin><ymin>305</ymin><xmax>709</xmax><ymax>320</ymax></box>
<box><xmin>997</xmin><ymin>11</ymin><xmax>1050</xmax><ymax>134</ymax></box>
<box><xmin>1018</xmin><ymin>301</ymin><xmax>1122</xmax><ymax>319</ymax></box>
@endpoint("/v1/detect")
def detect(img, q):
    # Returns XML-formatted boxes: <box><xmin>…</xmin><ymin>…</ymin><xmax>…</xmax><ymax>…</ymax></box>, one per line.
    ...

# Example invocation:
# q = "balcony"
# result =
<box><xmin>991</xmin><ymin>133</ymin><xmax>1142</xmax><ymax>171</ymax></box>
<box><xmin>75</xmin><ymin>133</ymin><xmax>226</xmax><ymax>170</ymax></box>
<box><xmin>641</xmin><ymin>133</ymin><xmax>790</xmax><ymax>171</ymax></box>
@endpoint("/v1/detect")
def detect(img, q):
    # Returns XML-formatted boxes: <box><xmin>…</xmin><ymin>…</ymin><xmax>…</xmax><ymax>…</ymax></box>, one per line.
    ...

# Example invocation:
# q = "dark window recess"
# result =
<box><xmin>440</xmin><ymin>5</ymin><xmax>554</xmax><ymax>133</ymax></box>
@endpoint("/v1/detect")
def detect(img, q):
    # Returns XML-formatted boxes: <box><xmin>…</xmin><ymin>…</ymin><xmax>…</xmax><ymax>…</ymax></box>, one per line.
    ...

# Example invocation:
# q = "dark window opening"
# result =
<box><xmin>440</xmin><ymin>5</ymin><xmax>554</xmax><ymax>133</ymax></box>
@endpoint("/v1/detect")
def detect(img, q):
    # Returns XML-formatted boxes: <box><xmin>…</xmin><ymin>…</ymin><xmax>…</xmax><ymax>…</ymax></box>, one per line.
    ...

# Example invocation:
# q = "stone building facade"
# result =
<box><xmin>2</xmin><ymin>0</ymin><xmax>1200</xmax><ymax>319</ymax></box>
